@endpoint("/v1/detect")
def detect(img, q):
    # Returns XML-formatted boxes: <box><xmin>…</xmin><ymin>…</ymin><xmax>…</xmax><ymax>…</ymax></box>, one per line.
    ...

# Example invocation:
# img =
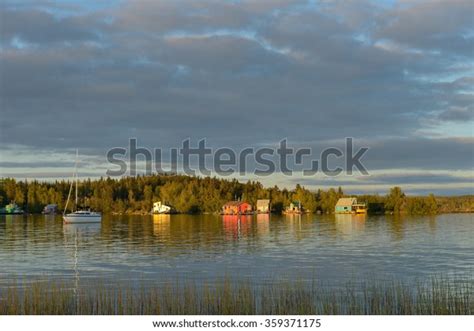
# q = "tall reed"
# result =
<box><xmin>0</xmin><ymin>276</ymin><xmax>471</xmax><ymax>315</ymax></box>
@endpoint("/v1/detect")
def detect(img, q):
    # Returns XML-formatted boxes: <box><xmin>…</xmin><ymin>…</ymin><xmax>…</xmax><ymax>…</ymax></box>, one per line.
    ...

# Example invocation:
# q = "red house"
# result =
<box><xmin>221</xmin><ymin>201</ymin><xmax>253</xmax><ymax>215</ymax></box>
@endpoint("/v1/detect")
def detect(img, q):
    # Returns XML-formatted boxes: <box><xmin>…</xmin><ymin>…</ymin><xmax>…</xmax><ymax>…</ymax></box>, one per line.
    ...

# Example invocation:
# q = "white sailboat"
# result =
<box><xmin>63</xmin><ymin>150</ymin><xmax>102</xmax><ymax>224</ymax></box>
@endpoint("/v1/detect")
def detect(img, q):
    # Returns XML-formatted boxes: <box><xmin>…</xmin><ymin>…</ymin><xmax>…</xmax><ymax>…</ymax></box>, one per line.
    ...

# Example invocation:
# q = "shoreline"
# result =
<box><xmin>4</xmin><ymin>211</ymin><xmax>473</xmax><ymax>217</ymax></box>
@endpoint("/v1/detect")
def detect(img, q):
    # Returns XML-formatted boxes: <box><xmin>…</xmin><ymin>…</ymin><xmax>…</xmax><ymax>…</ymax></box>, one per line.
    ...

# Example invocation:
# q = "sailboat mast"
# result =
<box><xmin>75</xmin><ymin>149</ymin><xmax>78</xmax><ymax>211</ymax></box>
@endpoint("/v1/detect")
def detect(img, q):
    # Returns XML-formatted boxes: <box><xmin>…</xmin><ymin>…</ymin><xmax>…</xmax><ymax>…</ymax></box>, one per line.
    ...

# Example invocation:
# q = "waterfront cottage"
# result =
<box><xmin>284</xmin><ymin>201</ymin><xmax>303</xmax><ymax>214</ymax></box>
<box><xmin>42</xmin><ymin>204</ymin><xmax>58</xmax><ymax>214</ymax></box>
<box><xmin>256</xmin><ymin>199</ymin><xmax>271</xmax><ymax>214</ymax></box>
<box><xmin>335</xmin><ymin>198</ymin><xmax>357</xmax><ymax>214</ymax></box>
<box><xmin>222</xmin><ymin>201</ymin><xmax>253</xmax><ymax>215</ymax></box>
<box><xmin>335</xmin><ymin>198</ymin><xmax>367</xmax><ymax>214</ymax></box>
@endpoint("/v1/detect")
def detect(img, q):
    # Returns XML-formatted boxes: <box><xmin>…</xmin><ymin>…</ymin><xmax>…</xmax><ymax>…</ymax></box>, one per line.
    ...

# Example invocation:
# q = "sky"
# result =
<box><xmin>0</xmin><ymin>0</ymin><xmax>473</xmax><ymax>195</ymax></box>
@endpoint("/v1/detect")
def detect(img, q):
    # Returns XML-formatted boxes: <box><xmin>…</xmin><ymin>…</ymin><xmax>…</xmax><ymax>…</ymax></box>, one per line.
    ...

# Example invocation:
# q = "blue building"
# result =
<box><xmin>335</xmin><ymin>198</ymin><xmax>366</xmax><ymax>214</ymax></box>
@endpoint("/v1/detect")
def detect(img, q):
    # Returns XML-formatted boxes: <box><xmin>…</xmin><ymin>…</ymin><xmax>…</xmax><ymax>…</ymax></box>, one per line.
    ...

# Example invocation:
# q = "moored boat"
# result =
<box><xmin>63</xmin><ymin>210</ymin><xmax>102</xmax><ymax>224</ymax></box>
<box><xmin>63</xmin><ymin>150</ymin><xmax>102</xmax><ymax>224</ymax></box>
<box><xmin>151</xmin><ymin>201</ymin><xmax>175</xmax><ymax>214</ymax></box>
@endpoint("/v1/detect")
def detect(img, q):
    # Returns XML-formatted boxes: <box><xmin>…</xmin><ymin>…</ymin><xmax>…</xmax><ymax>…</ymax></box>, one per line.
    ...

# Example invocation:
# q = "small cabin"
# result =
<box><xmin>256</xmin><ymin>199</ymin><xmax>271</xmax><ymax>214</ymax></box>
<box><xmin>42</xmin><ymin>204</ymin><xmax>58</xmax><ymax>214</ymax></box>
<box><xmin>335</xmin><ymin>197</ymin><xmax>366</xmax><ymax>214</ymax></box>
<box><xmin>222</xmin><ymin>201</ymin><xmax>253</xmax><ymax>215</ymax></box>
<box><xmin>152</xmin><ymin>201</ymin><xmax>173</xmax><ymax>214</ymax></box>
<box><xmin>284</xmin><ymin>201</ymin><xmax>303</xmax><ymax>214</ymax></box>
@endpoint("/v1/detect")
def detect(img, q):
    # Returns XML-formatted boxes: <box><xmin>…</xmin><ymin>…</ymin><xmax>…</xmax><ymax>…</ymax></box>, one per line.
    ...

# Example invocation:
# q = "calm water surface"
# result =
<box><xmin>0</xmin><ymin>213</ymin><xmax>472</xmax><ymax>288</ymax></box>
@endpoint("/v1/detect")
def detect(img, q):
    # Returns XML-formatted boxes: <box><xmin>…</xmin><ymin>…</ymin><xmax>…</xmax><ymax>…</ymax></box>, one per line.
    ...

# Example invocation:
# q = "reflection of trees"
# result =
<box><xmin>386</xmin><ymin>214</ymin><xmax>438</xmax><ymax>241</ymax></box>
<box><xmin>1</xmin><ymin>214</ymin><xmax>444</xmax><ymax>260</ymax></box>
<box><xmin>283</xmin><ymin>214</ymin><xmax>302</xmax><ymax>237</ymax></box>
<box><xmin>427</xmin><ymin>215</ymin><xmax>437</xmax><ymax>233</ymax></box>
<box><xmin>97</xmin><ymin>214</ymin><xmax>265</xmax><ymax>254</ymax></box>
<box><xmin>387</xmin><ymin>214</ymin><xmax>405</xmax><ymax>241</ymax></box>
<box><xmin>311</xmin><ymin>214</ymin><xmax>338</xmax><ymax>238</ymax></box>
<box><xmin>1</xmin><ymin>215</ymin><xmax>64</xmax><ymax>249</ymax></box>
<box><xmin>277</xmin><ymin>214</ymin><xmax>319</xmax><ymax>240</ymax></box>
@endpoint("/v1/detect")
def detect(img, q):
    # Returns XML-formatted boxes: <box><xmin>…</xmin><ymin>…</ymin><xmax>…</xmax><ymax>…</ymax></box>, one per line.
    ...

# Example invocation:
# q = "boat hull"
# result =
<box><xmin>151</xmin><ymin>210</ymin><xmax>176</xmax><ymax>215</ymax></box>
<box><xmin>335</xmin><ymin>210</ymin><xmax>367</xmax><ymax>215</ymax></box>
<box><xmin>220</xmin><ymin>212</ymin><xmax>255</xmax><ymax>216</ymax></box>
<box><xmin>63</xmin><ymin>215</ymin><xmax>102</xmax><ymax>224</ymax></box>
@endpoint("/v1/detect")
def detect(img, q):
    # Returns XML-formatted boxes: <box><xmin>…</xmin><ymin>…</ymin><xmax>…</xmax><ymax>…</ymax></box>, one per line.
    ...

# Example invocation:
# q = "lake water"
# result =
<box><xmin>0</xmin><ymin>213</ymin><xmax>473</xmax><ymax>288</ymax></box>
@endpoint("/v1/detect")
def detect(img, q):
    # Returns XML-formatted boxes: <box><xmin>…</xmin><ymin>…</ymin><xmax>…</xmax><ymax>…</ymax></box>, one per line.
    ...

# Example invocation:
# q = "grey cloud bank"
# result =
<box><xmin>0</xmin><ymin>0</ymin><xmax>472</xmax><ymax>194</ymax></box>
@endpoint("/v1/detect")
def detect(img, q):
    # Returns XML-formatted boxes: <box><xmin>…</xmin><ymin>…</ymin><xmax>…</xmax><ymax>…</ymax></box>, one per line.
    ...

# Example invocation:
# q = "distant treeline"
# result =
<box><xmin>0</xmin><ymin>175</ymin><xmax>472</xmax><ymax>215</ymax></box>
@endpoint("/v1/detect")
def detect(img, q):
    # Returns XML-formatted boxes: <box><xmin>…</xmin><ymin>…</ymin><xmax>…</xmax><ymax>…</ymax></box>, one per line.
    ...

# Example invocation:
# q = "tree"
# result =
<box><xmin>0</xmin><ymin>174</ymin><xmax>467</xmax><ymax>215</ymax></box>
<box><xmin>385</xmin><ymin>187</ymin><xmax>405</xmax><ymax>214</ymax></box>
<box><xmin>143</xmin><ymin>185</ymin><xmax>153</xmax><ymax>211</ymax></box>
<box><xmin>293</xmin><ymin>185</ymin><xmax>317</xmax><ymax>212</ymax></box>
<box><xmin>426</xmin><ymin>194</ymin><xmax>438</xmax><ymax>214</ymax></box>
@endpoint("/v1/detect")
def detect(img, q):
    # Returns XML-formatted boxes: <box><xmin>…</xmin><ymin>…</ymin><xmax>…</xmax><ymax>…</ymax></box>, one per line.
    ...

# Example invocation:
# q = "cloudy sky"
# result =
<box><xmin>0</xmin><ymin>0</ymin><xmax>473</xmax><ymax>195</ymax></box>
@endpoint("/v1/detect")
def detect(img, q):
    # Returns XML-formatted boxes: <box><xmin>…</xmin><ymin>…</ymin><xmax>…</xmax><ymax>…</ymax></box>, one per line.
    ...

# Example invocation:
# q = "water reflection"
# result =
<box><xmin>387</xmin><ymin>214</ymin><xmax>405</xmax><ymax>241</ymax></box>
<box><xmin>282</xmin><ymin>214</ymin><xmax>319</xmax><ymax>240</ymax></box>
<box><xmin>0</xmin><ymin>213</ymin><xmax>472</xmax><ymax>287</ymax></box>
<box><xmin>283</xmin><ymin>214</ymin><xmax>302</xmax><ymax>236</ymax></box>
<box><xmin>43</xmin><ymin>214</ymin><xmax>56</xmax><ymax>222</ymax></box>
<box><xmin>152</xmin><ymin>214</ymin><xmax>171</xmax><ymax>238</ymax></box>
<box><xmin>428</xmin><ymin>216</ymin><xmax>437</xmax><ymax>233</ymax></box>
<box><xmin>222</xmin><ymin>215</ymin><xmax>253</xmax><ymax>240</ymax></box>
<box><xmin>62</xmin><ymin>223</ymin><xmax>101</xmax><ymax>296</ymax></box>
<box><xmin>334</xmin><ymin>214</ymin><xmax>366</xmax><ymax>236</ymax></box>
<box><xmin>256</xmin><ymin>214</ymin><xmax>270</xmax><ymax>236</ymax></box>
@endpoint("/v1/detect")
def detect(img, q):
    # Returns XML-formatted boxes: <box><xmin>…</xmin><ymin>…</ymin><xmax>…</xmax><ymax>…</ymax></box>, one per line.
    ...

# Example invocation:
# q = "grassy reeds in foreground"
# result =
<box><xmin>0</xmin><ymin>278</ymin><xmax>472</xmax><ymax>315</ymax></box>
